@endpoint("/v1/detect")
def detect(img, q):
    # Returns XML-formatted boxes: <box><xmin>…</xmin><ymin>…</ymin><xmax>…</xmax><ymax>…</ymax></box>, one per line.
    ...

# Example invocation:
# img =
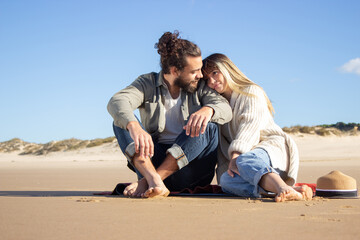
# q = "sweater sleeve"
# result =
<box><xmin>227</xmin><ymin>85</ymin><xmax>269</xmax><ymax>158</ymax></box>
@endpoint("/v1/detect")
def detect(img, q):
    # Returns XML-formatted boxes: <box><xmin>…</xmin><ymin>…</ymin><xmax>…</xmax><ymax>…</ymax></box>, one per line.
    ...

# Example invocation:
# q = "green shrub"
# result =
<box><xmin>318</xmin><ymin>122</ymin><xmax>360</xmax><ymax>132</ymax></box>
<box><xmin>87</xmin><ymin>137</ymin><xmax>115</xmax><ymax>148</ymax></box>
<box><xmin>315</xmin><ymin>128</ymin><xmax>330</xmax><ymax>136</ymax></box>
<box><xmin>299</xmin><ymin>126</ymin><xmax>315</xmax><ymax>134</ymax></box>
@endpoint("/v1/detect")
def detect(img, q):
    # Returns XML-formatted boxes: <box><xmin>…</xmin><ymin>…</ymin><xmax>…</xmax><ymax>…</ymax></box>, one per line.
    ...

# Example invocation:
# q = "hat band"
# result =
<box><xmin>316</xmin><ymin>188</ymin><xmax>357</xmax><ymax>192</ymax></box>
<box><xmin>316</xmin><ymin>189</ymin><xmax>358</xmax><ymax>198</ymax></box>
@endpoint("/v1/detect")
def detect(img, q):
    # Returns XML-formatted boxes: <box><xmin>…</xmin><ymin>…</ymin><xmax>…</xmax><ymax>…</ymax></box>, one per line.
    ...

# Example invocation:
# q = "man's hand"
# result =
<box><xmin>227</xmin><ymin>152</ymin><xmax>241</xmax><ymax>177</ymax></box>
<box><xmin>127</xmin><ymin>121</ymin><xmax>154</xmax><ymax>158</ymax></box>
<box><xmin>183</xmin><ymin>106</ymin><xmax>214</xmax><ymax>137</ymax></box>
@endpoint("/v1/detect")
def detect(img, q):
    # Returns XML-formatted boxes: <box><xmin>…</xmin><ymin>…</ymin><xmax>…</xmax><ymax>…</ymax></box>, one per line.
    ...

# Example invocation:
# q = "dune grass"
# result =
<box><xmin>1</xmin><ymin>122</ymin><xmax>358</xmax><ymax>155</ymax></box>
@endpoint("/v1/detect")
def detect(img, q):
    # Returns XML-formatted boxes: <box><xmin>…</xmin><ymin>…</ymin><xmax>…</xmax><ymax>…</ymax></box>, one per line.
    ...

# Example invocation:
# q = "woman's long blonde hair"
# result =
<box><xmin>202</xmin><ymin>53</ymin><xmax>274</xmax><ymax>115</ymax></box>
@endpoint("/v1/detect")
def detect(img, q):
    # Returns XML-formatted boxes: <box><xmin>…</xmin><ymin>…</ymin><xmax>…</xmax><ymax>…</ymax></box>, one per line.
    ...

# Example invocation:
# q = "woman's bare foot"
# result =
<box><xmin>294</xmin><ymin>185</ymin><xmax>313</xmax><ymax>200</ymax></box>
<box><xmin>123</xmin><ymin>178</ymin><xmax>148</xmax><ymax>198</ymax></box>
<box><xmin>275</xmin><ymin>185</ymin><xmax>302</xmax><ymax>202</ymax></box>
<box><xmin>275</xmin><ymin>185</ymin><xmax>313</xmax><ymax>202</ymax></box>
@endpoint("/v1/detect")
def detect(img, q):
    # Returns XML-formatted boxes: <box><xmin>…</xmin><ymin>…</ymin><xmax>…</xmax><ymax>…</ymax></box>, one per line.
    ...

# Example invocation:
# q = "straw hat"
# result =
<box><xmin>316</xmin><ymin>170</ymin><xmax>358</xmax><ymax>198</ymax></box>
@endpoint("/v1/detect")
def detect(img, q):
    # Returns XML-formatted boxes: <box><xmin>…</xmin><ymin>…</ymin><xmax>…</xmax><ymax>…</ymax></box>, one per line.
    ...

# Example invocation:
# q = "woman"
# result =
<box><xmin>202</xmin><ymin>53</ymin><xmax>312</xmax><ymax>202</ymax></box>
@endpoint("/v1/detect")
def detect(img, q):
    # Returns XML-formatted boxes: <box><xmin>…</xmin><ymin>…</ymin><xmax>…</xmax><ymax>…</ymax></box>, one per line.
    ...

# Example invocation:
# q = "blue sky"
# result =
<box><xmin>1</xmin><ymin>0</ymin><xmax>359</xmax><ymax>143</ymax></box>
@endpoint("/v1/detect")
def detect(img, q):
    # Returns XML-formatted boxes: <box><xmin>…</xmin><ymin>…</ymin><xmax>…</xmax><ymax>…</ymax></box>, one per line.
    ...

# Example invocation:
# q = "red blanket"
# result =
<box><xmin>94</xmin><ymin>183</ymin><xmax>316</xmax><ymax>197</ymax></box>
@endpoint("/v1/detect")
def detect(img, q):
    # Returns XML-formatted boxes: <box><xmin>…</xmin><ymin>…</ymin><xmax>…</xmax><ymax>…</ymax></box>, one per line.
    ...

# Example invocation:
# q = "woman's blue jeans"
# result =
<box><xmin>113</xmin><ymin>121</ymin><xmax>219</xmax><ymax>191</ymax></box>
<box><xmin>220</xmin><ymin>148</ymin><xmax>278</xmax><ymax>198</ymax></box>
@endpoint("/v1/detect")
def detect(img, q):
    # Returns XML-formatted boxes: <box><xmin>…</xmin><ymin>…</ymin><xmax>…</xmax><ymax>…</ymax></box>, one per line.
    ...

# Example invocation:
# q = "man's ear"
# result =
<box><xmin>170</xmin><ymin>66</ymin><xmax>180</xmax><ymax>77</ymax></box>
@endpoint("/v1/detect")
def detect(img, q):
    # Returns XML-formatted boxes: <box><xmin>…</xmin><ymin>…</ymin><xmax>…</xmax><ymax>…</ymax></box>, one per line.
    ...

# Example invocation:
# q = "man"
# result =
<box><xmin>107</xmin><ymin>31</ymin><xmax>232</xmax><ymax>198</ymax></box>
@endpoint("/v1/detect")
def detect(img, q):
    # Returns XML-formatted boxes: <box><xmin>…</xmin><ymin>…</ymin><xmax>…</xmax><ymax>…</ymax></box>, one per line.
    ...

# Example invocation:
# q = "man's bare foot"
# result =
<box><xmin>275</xmin><ymin>185</ymin><xmax>313</xmax><ymax>202</ymax></box>
<box><xmin>141</xmin><ymin>174</ymin><xmax>170</xmax><ymax>198</ymax></box>
<box><xmin>142</xmin><ymin>185</ymin><xmax>170</xmax><ymax>198</ymax></box>
<box><xmin>129</xmin><ymin>152</ymin><xmax>175</xmax><ymax>198</ymax></box>
<box><xmin>123</xmin><ymin>178</ymin><xmax>148</xmax><ymax>198</ymax></box>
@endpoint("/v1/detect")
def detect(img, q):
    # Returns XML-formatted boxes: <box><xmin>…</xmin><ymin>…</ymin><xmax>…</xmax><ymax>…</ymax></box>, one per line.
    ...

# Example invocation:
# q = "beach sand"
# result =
<box><xmin>1</xmin><ymin>134</ymin><xmax>359</xmax><ymax>240</ymax></box>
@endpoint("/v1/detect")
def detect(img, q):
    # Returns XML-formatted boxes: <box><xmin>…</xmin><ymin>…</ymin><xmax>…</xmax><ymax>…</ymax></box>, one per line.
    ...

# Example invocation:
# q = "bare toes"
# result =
<box><xmin>142</xmin><ymin>188</ymin><xmax>154</xmax><ymax>198</ymax></box>
<box><xmin>143</xmin><ymin>187</ymin><xmax>169</xmax><ymax>198</ymax></box>
<box><xmin>123</xmin><ymin>188</ymin><xmax>131</xmax><ymax>196</ymax></box>
<box><xmin>300</xmin><ymin>185</ymin><xmax>313</xmax><ymax>200</ymax></box>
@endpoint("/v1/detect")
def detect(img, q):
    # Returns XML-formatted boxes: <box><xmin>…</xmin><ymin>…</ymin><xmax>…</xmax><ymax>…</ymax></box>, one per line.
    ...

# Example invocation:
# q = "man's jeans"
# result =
<box><xmin>220</xmin><ymin>148</ymin><xmax>278</xmax><ymax>197</ymax></box>
<box><xmin>113</xmin><ymin>121</ymin><xmax>218</xmax><ymax>191</ymax></box>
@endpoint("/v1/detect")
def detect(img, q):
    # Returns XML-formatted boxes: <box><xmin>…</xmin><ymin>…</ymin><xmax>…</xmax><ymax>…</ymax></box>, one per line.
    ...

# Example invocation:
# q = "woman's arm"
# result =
<box><xmin>227</xmin><ymin>85</ymin><xmax>269</xmax><ymax>159</ymax></box>
<box><xmin>227</xmin><ymin>151</ymin><xmax>241</xmax><ymax>177</ymax></box>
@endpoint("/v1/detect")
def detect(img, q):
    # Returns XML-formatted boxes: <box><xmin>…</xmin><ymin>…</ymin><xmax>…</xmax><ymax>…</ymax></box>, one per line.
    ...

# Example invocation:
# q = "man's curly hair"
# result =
<box><xmin>155</xmin><ymin>31</ymin><xmax>201</xmax><ymax>74</ymax></box>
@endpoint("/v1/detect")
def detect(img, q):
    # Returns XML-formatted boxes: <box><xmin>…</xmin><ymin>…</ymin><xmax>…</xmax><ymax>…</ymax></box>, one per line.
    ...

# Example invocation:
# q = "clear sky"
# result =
<box><xmin>1</xmin><ymin>0</ymin><xmax>359</xmax><ymax>143</ymax></box>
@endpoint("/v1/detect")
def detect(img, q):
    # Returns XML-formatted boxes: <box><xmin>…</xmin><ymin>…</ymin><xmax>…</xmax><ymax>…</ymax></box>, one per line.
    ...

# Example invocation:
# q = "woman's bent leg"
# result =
<box><xmin>220</xmin><ymin>148</ymin><xmax>276</xmax><ymax>197</ymax></box>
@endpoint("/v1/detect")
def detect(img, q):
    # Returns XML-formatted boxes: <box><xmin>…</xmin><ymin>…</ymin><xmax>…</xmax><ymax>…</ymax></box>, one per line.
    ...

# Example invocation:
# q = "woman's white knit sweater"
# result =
<box><xmin>216</xmin><ymin>85</ymin><xmax>299</xmax><ymax>186</ymax></box>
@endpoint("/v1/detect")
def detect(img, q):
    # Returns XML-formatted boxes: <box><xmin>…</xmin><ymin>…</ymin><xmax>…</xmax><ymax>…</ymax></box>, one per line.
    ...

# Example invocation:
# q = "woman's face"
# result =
<box><xmin>206</xmin><ymin>69</ymin><xmax>228</xmax><ymax>94</ymax></box>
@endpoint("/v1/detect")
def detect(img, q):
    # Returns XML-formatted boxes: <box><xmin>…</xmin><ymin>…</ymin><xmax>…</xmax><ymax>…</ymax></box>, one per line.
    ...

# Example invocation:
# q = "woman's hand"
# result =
<box><xmin>227</xmin><ymin>152</ymin><xmax>241</xmax><ymax>177</ymax></box>
<box><xmin>183</xmin><ymin>106</ymin><xmax>214</xmax><ymax>137</ymax></box>
<box><xmin>127</xmin><ymin>121</ymin><xmax>154</xmax><ymax>158</ymax></box>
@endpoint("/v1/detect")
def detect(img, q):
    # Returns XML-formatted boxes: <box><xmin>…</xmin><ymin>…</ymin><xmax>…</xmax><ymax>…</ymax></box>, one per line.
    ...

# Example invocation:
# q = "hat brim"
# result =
<box><xmin>316</xmin><ymin>189</ymin><xmax>359</xmax><ymax>199</ymax></box>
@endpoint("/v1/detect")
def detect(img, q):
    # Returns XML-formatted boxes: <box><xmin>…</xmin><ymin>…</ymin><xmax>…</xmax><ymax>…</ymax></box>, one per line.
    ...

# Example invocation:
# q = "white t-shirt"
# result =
<box><xmin>158</xmin><ymin>91</ymin><xmax>184</xmax><ymax>144</ymax></box>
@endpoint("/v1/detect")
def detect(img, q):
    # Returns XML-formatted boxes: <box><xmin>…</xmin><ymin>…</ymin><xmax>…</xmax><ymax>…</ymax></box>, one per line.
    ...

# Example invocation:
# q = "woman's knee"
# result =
<box><xmin>220</xmin><ymin>172</ymin><xmax>233</xmax><ymax>187</ymax></box>
<box><xmin>236</xmin><ymin>149</ymin><xmax>270</xmax><ymax>168</ymax></box>
<box><xmin>219</xmin><ymin>172</ymin><xmax>256</xmax><ymax>197</ymax></box>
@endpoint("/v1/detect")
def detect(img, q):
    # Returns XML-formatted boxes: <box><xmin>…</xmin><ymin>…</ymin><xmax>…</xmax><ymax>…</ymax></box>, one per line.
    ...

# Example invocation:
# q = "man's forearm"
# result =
<box><xmin>201</xmin><ymin>106</ymin><xmax>214</xmax><ymax>118</ymax></box>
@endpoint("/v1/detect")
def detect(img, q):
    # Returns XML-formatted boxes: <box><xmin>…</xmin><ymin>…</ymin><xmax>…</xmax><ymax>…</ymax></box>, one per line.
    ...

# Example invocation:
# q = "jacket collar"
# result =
<box><xmin>157</xmin><ymin>70</ymin><xmax>169</xmax><ymax>89</ymax></box>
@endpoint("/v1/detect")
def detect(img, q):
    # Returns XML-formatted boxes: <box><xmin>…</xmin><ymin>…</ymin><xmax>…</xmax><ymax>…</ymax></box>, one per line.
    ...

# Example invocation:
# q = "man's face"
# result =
<box><xmin>174</xmin><ymin>56</ymin><xmax>203</xmax><ymax>93</ymax></box>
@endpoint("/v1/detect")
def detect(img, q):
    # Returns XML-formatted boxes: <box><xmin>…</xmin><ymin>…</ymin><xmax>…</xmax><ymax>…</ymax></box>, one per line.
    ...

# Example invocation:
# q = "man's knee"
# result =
<box><xmin>112</xmin><ymin>122</ymin><xmax>135</xmax><ymax>158</ymax></box>
<box><xmin>206</xmin><ymin>122</ymin><xmax>218</xmax><ymax>138</ymax></box>
<box><xmin>112</xmin><ymin>122</ymin><xmax>124</xmax><ymax>138</ymax></box>
<box><xmin>202</xmin><ymin>122</ymin><xmax>219</xmax><ymax>150</ymax></box>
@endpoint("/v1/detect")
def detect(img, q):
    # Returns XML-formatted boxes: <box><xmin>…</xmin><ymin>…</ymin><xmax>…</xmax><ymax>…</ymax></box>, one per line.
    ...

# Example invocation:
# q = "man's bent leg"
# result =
<box><xmin>163</xmin><ymin>122</ymin><xmax>218</xmax><ymax>191</ymax></box>
<box><xmin>131</xmin><ymin>153</ymin><xmax>170</xmax><ymax>198</ymax></box>
<box><xmin>113</xmin><ymin>121</ymin><xmax>219</xmax><ymax>193</ymax></box>
<box><xmin>113</xmin><ymin>122</ymin><xmax>143</xmax><ymax>179</ymax></box>
<box><xmin>113</xmin><ymin>122</ymin><xmax>170</xmax><ymax>197</ymax></box>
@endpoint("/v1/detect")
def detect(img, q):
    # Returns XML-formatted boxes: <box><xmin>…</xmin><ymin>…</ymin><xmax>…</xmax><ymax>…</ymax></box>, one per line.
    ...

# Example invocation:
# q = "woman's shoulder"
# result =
<box><xmin>242</xmin><ymin>84</ymin><xmax>264</xmax><ymax>95</ymax></box>
<box><xmin>231</xmin><ymin>84</ymin><xmax>267</xmax><ymax>106</ymax></box>
<box><xmin>232</xmin><ymin>84</ymin><xmax>265</xmax><ymax>100</ymax></box>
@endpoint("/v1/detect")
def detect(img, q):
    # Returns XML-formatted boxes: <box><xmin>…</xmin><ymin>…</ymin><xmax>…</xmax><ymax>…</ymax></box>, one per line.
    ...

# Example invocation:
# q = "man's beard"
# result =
<box><xmin>174</xmin><ymin>75</ymin><xmax>199</xmax><ymax>93</ymax></box>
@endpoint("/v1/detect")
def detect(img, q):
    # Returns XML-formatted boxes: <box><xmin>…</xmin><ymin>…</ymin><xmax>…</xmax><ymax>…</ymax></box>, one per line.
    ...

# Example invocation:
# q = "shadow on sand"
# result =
<box><xmin>0</xmin><ymin>191</ymin><xmax>104</xmax><ymax>197</ymax></box>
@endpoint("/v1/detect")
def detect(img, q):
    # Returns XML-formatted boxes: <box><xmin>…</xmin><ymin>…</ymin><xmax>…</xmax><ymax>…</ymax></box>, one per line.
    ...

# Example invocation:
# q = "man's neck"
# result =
<box><xmin>163</xmin><ymin>73</ymin><xmax>181</xmax><ymax>99</ymax></box>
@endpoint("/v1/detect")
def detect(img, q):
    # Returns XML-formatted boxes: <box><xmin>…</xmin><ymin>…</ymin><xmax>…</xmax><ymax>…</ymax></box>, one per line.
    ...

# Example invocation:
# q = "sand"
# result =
<box><xmin>1</xmin><ymin>134</ymin><xmax>359</xmax><ymax>240</ymax></box>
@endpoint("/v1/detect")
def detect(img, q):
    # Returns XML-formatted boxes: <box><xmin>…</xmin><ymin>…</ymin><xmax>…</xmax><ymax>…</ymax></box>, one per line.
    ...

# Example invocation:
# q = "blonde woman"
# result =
<box><xmin>202</xmin><ymin>53</ymin><xmax>312</xmax><ymax>202</ymax></box>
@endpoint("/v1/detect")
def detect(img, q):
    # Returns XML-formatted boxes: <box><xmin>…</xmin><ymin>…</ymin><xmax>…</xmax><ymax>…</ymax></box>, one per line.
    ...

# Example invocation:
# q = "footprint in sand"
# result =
<box><xmin>340</xmin><ymin>205</ymin><xmax>356</xmax><ymax>209</ymax></box>
<box><xmin>299</xmin><ymin>214</ymin><xmax>341</xmax><ymax>222</ymax></box>
<box><xmin>75</xmin><ymin>197</ymin><xmax>103</xmax><ymax>203</ymax></box>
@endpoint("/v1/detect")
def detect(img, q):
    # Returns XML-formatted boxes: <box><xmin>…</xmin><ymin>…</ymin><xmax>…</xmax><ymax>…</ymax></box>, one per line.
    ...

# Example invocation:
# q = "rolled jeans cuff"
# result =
<box><xmin>253</xmin><ymin>166</ymin><xmax>277</xmax><ymax>197</ymax></box>
<box><xmin>124</xmin><ymin>142</ymin><xmax>136</xmax><ymax>164</ymax></box>
<box><xmin>166</xmin><ymin>143</ymin><xmax>188</xmax><ymax>169</ymax></box>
